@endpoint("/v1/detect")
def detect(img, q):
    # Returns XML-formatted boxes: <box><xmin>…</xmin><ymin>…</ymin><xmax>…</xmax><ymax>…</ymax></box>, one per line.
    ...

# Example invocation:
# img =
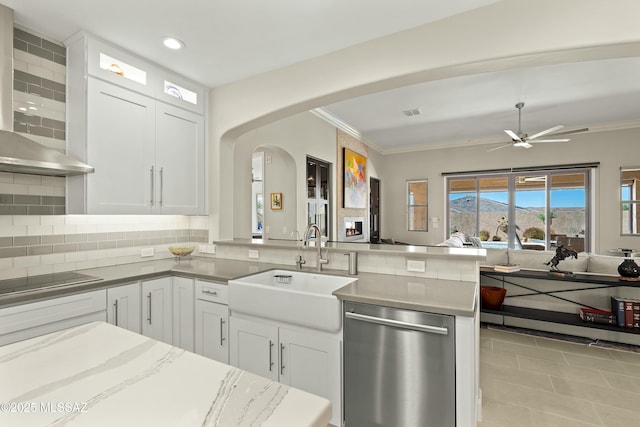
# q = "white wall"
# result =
<box><xmin>262</xmin><ymin>146</ymin><xmax>296</xmax><ymax>239</ymax></box>
<box><xmin>233</xmin><ymin>112</ymin><xmax>337</xmax><ymax>239</ymax></box>
<box><xmin>208</xmin><ymin>0</ymin><xmax>640</xmax><ymax>240</ymax></box>
<box><xmin>380</xmin><ymin>127</ymin><xmax>640</xmax><ymax>253</ymax></box>
<box><xmin>233</xmin><ymin>112</ymin><xmax>385</xmax><ymax>242</ymax></box>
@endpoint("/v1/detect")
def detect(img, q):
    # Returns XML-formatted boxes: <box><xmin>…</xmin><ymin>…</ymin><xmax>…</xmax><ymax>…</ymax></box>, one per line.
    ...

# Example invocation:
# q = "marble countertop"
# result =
<box><xmin>333</xmin><ymin>275</ymin><xmax>478</xmax><ymax>317</ymax></box>
<box><xmin>0</xmin><ymin>321</ymin><xmax>330</xmax><ymax>426</ymax></box>
<box><xmin>0</xmin><ymin>257</ymin><xmax>478</xmax><ymax>316</ymax></box>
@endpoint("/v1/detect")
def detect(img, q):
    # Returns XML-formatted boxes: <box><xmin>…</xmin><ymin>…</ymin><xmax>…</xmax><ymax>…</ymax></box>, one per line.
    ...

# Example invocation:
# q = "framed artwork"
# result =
<box><xmin>270</xmin><ymin>192</ymin><xmax>282</xmax><ymax>210</ymax></box>
<box><xmin>343</xmin><ymin>148</ymin><xmax>367</xmax><ymax>208</ymax></box>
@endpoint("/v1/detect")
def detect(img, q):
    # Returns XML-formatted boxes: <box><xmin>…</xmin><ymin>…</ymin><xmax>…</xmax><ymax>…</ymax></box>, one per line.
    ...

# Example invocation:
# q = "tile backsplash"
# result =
<box><xmin>0</xmin><ymin>215</ymin><xmax>210</xmax><ymax>280</ymax></box>
<box><xmin>12</xmin><ymin>25</ymin><xmax>67</xmax><ymax>153</ymax></box>
<box><xmin>7</xmin><ymin>26</ymin><xmax>68</xmax><ymax>213</ymax></box>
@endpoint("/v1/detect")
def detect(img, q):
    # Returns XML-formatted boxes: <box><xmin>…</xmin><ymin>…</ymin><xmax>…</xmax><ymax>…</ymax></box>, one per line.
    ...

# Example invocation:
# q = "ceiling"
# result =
<box><xmin>322</xmin><ymin>57</ymin><xmax>640</xmax><ymax>152</ymax></box>
<box><xmin>3</xmin><ymin>0</ymin><xmax>640</xmax><ymax>153</ymax></box>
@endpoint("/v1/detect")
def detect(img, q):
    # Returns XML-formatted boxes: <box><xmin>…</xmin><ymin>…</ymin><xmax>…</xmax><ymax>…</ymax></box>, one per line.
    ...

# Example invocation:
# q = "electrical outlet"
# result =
<box><xmin>248</xmin><ymin>249</ymin><xmax>259</xmax><ymax>259</ymax></box>
<box><xmin>141</xmin><ymin>248</ymin><xmax>154</xmax><ymax>258</ymax></box>
<box><xmin>206</xmin><ymin>244</ymin><xmax>216</xmax><ymax>254</ymax></box>
<box><xmin>407</xmin><ymin>259</ymin><xmax>426</xmax><ymax>272</ymax></box>
<box><xmin>198</xmin><ymin>245</ymin><xmax>207</xmax><ymax>253</ymax></box>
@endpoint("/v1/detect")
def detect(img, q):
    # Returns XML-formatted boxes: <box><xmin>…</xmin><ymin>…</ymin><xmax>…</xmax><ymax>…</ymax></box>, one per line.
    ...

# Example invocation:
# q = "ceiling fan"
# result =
<box><xmin>488</xmin><ymin>102</ymin><xmax>588</xmax><ymax>151</ymax></box>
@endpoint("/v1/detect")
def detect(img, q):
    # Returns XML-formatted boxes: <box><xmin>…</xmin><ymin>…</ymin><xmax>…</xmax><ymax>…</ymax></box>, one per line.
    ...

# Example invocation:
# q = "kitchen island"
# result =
<box><xmin>0</xmin><ymin>321</ymin><xmax>330</xmax><ymax>427</ymax></box>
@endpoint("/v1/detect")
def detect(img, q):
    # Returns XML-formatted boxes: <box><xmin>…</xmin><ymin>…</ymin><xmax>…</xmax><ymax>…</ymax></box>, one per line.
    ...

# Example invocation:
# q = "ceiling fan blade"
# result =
<box><xmin>487</xmin><ymin>143</ymin><xmax>512</xmax><ymax>152</ymax></box>
<box><xmin>547</xmin><ymin>127</ymin><xmax>589</xmax><ymax>136</ymax></box>
<box><xmin>504</xmin><ymin>130</ymin><xmax>521</xmax><ymax>142</ymax></box>
<box><xmin>529</xmin><ymin>138</ymin><xmax>570</xmax><ymax>143</ymax></box>
<box><xmin>528</xmin><ymin>125</ymin><xmax>565</xmax><ymax>140</ymax></box>
<box><xmin>513</xmin><ymin>141</ymin><xmax>532</xmax><ymax>148</ymax></box>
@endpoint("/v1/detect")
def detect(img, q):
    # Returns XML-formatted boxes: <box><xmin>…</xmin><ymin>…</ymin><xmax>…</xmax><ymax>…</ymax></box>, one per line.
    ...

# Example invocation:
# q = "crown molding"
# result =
<box><xmin>310</xmin><ymin>108</ymin><xmax>385</xmax><ymax>154</ymax></box>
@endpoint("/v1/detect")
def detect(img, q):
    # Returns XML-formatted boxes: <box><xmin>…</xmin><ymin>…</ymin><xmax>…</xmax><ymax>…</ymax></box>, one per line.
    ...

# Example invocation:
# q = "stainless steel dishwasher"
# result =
<box><xmin>344</xmin><ymin>301</ymin><xmax>455</xmax><ymax>427</ymax></box>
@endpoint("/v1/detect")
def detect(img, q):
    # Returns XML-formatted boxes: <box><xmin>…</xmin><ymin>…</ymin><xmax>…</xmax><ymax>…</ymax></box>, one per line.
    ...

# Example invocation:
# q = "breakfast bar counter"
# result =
<box><xmin>0</xmin><ymin>321</ymin><xmax>330</xmax><ymax>427</ymax></box>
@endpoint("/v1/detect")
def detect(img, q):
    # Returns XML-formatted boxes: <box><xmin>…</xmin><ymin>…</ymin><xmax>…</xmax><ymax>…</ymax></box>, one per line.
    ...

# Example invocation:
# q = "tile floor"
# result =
<box><xmin>478</xmin><ymin>326</ymin><xmax>640</xmax><ymax>427</ymax></box>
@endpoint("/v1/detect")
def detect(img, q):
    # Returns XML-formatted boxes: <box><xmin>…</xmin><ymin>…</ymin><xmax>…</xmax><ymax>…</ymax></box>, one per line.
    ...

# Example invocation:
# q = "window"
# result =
<box><xmin>164</xmin><ymin>80</ymin><xmax>198</xmax><ymax>105</ymax></box>
<box><xmin>446</xmin><ymin>166</ymin><xmax>593</xmax><ymax>251</ymax></box>
<box><xmin>621</xmin><ymin>167</ymin><xmax>640</xmax><ymax>235</ymax></box>
<box><xmin>408</xmin><ymin>180</ymin><xmax>428</xmax><ymax>231</ymax></box>
<box><xmin>99</xmin><ymin>53</ymin><xmax>146</xmax><ymax>85</ymax></box>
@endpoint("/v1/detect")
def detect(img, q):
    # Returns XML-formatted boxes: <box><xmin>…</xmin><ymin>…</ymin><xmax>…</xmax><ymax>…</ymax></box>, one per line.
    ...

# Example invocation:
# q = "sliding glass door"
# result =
<box><xmin>446</xmin><ymin>167</ymin><xmax>591</xmax><ymax>251</ymax></box>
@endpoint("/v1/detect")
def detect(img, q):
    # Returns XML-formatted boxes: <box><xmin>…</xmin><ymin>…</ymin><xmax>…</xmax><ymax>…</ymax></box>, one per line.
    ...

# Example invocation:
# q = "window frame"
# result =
<box><xmin>407</xmin><ymin>179</ymin><xmax>428</xmax><ymax>232</ymax></box>
<box><xmin>445</xmin><ymin>165</ymin><xmax>594</xmax><ymax>251</ymax></box>
<box><xmin>621</xmin><ymin>166</ymin><xmax>640</xmax><ymax>235</ymax></box>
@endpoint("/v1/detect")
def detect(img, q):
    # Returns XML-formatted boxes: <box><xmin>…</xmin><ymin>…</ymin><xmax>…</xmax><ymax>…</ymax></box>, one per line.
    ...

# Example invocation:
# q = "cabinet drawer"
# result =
<box><xmin>0</xmin><ymin>290</ymin><xmax>107</xmax><ymax>338</ymax></box>
<box><xmin>195</xmin><ymin>280</ymin><xmax>227</xmax><ymax>304</ymax></box>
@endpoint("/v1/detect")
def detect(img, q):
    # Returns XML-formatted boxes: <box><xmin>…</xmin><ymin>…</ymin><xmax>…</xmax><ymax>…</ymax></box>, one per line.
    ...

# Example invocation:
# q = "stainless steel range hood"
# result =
<box><xmin>0</xmin><ymin>5</ymin><xmax>93</xmax><ymax>176</ymax></box>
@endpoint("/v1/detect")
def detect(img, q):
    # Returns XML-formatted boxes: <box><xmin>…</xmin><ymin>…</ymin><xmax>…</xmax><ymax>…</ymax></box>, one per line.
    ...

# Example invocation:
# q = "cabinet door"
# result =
<box><xmin>195</xmin><ymin>300</ymin><xmax>229</xmax><ymax>364</ymax></box>
<box><xmin>86</xmin><ymin>77</ymin><xmax>156</xmax><ymax>214</ymax></box>
<box><xmin>155</xmin><ymin>103</ymin><xmax>205</xmax><ymax>215</ymax></box>
<box><xmin>141</xmin><ymin>278</ymin><xmax>173</xmax><ymax>345</ymax></box>
<box><xmin>279</xmin><ymin>327</ymin><xmax>342</xmax><ymax>427</ymax></box>
<box><xmin>107</xmin><ymin>282</ymin><xmax>141</xmax><ymax>334</ymax></box>
<box><xmin>172</xmin><ymin>277</ymin><xmax>194</xmax><ymax>352</ymax></box>
<box><xmin>229</xmin><ymin>317</ymin><xmax>278</xmax><ymax>381</ymax></box>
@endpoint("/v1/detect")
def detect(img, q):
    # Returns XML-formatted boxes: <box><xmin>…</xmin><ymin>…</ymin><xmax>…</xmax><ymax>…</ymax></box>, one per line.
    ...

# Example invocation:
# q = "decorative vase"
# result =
<box><xmin>618</xmin><ymin>257</ymin><xmax>640</xmax><ymax>278</ymax></box>
<box><xmin>617</xmin><ymin>249</ymin><xmax>640</xmax><ymax>278</ymax></box>
<box><xmin>480</xmin><ymin>286</ymin><xmax>507</xmax><ymax>310</ymax></box>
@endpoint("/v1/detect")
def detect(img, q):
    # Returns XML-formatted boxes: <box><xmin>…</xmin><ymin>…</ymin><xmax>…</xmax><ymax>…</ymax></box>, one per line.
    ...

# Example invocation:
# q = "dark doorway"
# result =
<box><xmin>370</xmin><ymin>177</ymin><xmax>380</xmax><ymax>243</ymax></box>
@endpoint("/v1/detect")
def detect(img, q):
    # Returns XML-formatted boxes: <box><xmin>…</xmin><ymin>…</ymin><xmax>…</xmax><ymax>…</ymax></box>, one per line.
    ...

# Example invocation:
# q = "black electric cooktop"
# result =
<box><xmin>0</xmin><ymin>271</ymin><xmax>103</xmax><ymax>296</ymax></box>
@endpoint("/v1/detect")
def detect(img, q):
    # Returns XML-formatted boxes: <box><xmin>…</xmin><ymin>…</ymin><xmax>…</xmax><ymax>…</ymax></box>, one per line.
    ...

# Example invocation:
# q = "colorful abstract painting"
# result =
<box><xmin>343</xmin><ymin>148</ymin><xmax>367</xmax><ymax>208</ymax></box>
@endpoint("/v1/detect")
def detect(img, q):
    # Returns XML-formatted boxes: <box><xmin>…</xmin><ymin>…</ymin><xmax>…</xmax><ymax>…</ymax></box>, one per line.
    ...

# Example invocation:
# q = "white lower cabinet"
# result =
<box><xmin>106</xmin><ymin>282</ymin><xmax>141</xmax><ymax>333</ymax></box>
<box><xmin>230</xmin><ymin>317</ymin><xmax>279</xmax><ymax>381</ymax></box>
<box><xmin>278</xmin><ymin>326</ymin><xmax>341</xmax><ymax>413</ymax></box>
<box><xmin>230</xmin><ymin>316</ymin><xmax>342</xmax><ymax>426</ymax></box>
<box><xmin>194</xmin><ymin>280</ymin><xmax>229</xmax><ymax>364</ymax></box>
<box><xmin>0</xmin><ymin>290</ymin><xmax>107</xmax><ymax>346</ymax></box>
<box><xmin>195</xmin><ymin>300</ymin><xmax>229</xmax><ymax>364</ymax></box>
<box><xmin>141</xmin><ymin>277</ymin><xmax>173</xmax><ymax>345</ymax></box>
<box><xmin>172</xmin><ymin>277</ymin><xmax>195</xmax><ymax>352</ymax></box>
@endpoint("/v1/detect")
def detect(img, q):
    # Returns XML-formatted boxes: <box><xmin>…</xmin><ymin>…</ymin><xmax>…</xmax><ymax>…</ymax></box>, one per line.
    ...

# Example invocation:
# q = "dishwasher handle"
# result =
<box><xmin>345</xmin><ymin>311</ymin><xmax>449</xmax><ymax>335</ymax></box>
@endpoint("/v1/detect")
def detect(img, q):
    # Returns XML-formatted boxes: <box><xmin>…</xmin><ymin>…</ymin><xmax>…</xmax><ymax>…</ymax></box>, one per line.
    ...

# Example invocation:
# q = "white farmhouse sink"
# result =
<box><xmin>228</xmin><ymin>269</ymin><xmax>356</xmax><ymax>333</ymax></box>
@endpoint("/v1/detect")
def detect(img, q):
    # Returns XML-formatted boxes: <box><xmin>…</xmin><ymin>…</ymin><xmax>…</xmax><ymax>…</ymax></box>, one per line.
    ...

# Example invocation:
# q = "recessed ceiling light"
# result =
<box><xmin>163</xmin><ymin>37</ymin><xmax>184</xmax><ymax>50</ymax></box>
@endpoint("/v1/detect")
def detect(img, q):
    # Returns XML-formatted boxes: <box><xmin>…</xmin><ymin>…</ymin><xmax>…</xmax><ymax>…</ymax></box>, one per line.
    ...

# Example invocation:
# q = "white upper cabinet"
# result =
<box><xmin>66</xmin><ymin>32</ymin><xmax>207</xmax><ymax>215</ymax></box>
<box><xmin>155</xmin><ymin>104</ymin><xmax>205</xmax><ymax>214</ymax></box>
<box><xmin>84</xmin><ymin>78</ymin><xmax>156</xmax><ymax>214</ymax></box>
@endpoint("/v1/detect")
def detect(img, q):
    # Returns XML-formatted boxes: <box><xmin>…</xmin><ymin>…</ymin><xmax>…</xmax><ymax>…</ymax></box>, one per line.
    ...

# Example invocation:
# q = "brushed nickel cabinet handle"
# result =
<box><xmin>159</xmin><ymin>167</ymin><xmax>164</xmax><ymax>207</ymax></box>
<box><xmin>147</xmin><ymin>292</ymin><xmax>152</xmax><ymax>324</ymax></box>
<box><xmin>113</xmin><ymin>299</ymin><xmax>118</xmax><ymax>326</ymax></box>
<box><xmin>150</xmin><ymin>166</ymin><xmax>154</xmax><ymax>206</ymax></box>
<box><xmin>220</xmin><ymin>319</ymin><xmax>226</xmax><ymax>346</ymax></box>
<box><xmin>280</xmin><ymin>343</ymin><xmax>285</xmax><ymax>375</ymax></box>
<box><xmin>268</xmin><ymin>340</ymin><xmax>274</xmax><ymax>372</ymax></box>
